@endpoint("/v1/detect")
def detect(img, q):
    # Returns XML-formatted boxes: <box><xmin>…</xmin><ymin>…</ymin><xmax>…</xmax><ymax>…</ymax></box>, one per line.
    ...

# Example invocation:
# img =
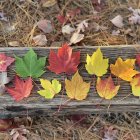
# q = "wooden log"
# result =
<box><xmin>0</xmin><ymin>45</ymin><xmax>140</xmax><ymax>119</ymax></box>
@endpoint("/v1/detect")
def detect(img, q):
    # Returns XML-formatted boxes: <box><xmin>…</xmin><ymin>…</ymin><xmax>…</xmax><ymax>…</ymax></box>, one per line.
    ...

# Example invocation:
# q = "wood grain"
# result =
<box><xmin>0</xmin><ymin>45</ymin><xmax>140</xmax><ymax>118</ymax></box>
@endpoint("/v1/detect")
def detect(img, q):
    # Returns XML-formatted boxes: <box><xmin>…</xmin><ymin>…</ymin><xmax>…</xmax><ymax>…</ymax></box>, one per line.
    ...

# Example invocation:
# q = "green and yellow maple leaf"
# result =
<box><xmin>38</xmin><ymin>79</ymin><xmax>61</xmax><ymax>99</ymax></box>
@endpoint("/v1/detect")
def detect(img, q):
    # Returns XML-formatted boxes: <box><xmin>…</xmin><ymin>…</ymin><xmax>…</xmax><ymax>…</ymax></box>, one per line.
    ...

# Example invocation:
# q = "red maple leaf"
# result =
<box><xmin>47</xmin><ymin>43</ymin><xmax>80</xmax><ymax>74</ymax></box>
<box><xmin>136</xmin><ymin>54</ymin><xmax>140</xmax><ymax>67</ymax></box>
<box><xmin>0</xmin><ymin>53</ymin><xmax>15</xmax><ymax>72</ymax></box>
<box><xmin>6</xmin><ymin>76</ymin><xmax>33</xmax><ymax>101</ymax></box>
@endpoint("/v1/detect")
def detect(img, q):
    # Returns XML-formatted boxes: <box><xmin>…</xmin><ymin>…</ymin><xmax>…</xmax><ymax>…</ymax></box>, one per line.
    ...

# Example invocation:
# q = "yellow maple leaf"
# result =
<box><xmin>96</xmin><ymin>76</ymin><xmax>120</xmax><ymax>99</ymax></box>
<box><xmin>65</xmin><ymin>71</ymin><xmax>90</xmax><ymax>100</ymax></box>
<box><xmin>38</xmin><ymin>79</ymin><xmax>61</xmax><ymax>99</ymax></box>
<box><xmin>130</xmin><ymin>74</ymin><xmax>140</xmax><ymax>96</ymax></box>
<box><xmin>85</xmin><ymin>48</ymin><xmax>109</xmax><ymax>76</ymax></box>
<box><xmin>110</xmin><ymin>57</ymin><xmax>139</xmax><ymax>81</ymax></box>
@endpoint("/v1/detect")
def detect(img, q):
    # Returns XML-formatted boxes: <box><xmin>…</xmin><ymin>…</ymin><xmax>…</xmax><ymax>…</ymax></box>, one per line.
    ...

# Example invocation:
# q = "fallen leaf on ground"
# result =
<box><xmin>110</xmin><ymin>15</ymin><xmax>124</xmax><ymax>28</ymax></box>
<box><xmin>15</xmin><ymin>48</ymin><xmax>46</xmax><ymax>78</ymax></box>
<box><xmin>128</xmin><ymin>7</ymin><xmax>140</xmax><ymax>24</ymax></box>
<box><xmin>66</xmin><ymin>8</ymin><xmax>81</xmax><ymax>18</ymax></box>
<box><xmin>112</xmin><ymin>30</ymin><xmax>120</xmax><ymax>36</ymax></box>
<box><xmin>41</xmin><ymin>0</ymin><xmax>57</xmax><ymax>7</ymax></box>
<box><xmin>65</xmin><ymin>71</ymin><xmax>90</xmax><ymax>100</ymax></box>
<box><xmin>6</xmin><ymin>76</ymin><xmax>33</xmax><ymax>101</ymax></box>
<box><xmin>0</xmin><ymin>12</ymin><xmax>8</xmax><ymax>21</ymax></box>
<box><xmin>48</xmin><ymin>43</ymin><xmax>80</xmax><ymax>74</ymax></box>
<box><xmin>10</xmin><ymin>125</ymin><xmax>29</xmax><ymax>140</ymax></box>
<box><xmin>92</xmin><ymin>0</ymin><xmax>106</xmax><ymax>12</ymax></box>
<box><xmin>92</xmin><ymin>22</ymin><xmax>107</xmax><ymax>32</ymax></box>
<box><xmin>62</xmin><ymin>24</ymin><xmax>75</xmax><ymax>34</ymax></box>
<box><xmin>57</xmin><ymin>14</ymin><xmax>67</xmax><ymax>24</ymax></box>
<box><xmin>110</xmin><ymin>57</ymin><xmax>139</xmax><ymax>81</ymax></box>
<box><xmin>70</xmin><ymin>32</ymin><xmax>84</xmax><ymax>45</ymax></box>
<box><xmin>0</xmin><ymin>119</ymin><xmax>13</xmax><ymax>131</ymax></box>
<box><xmin>37</xmin><ymin>19</ymin><xmax>53</xmax><ymax>33</ymax></box>
<box><xmin>130</xmin><ymin>74</ymin><xmax>140</xmax><ymax>97</ymax></box>
<box><xmin>76</xmin><ymin>20</ymin><xmax>88</xmax><ymax>32</ymax></box>
<box><xmin>0</xmin><ymin>53</ymin><xmax>15</xmax><ymax>72</ymax></box>
<box><xmin>85</xmin><ymin>48</ymin><xmax>109</xmax><ymax>76</ymax></box>
<box><xmin>1</xmin><ymin>23</ymin><xmax>16</xmax><ymax>33</ymax></box>
<box><xmin>8</xmin><ymin>41</ymin><xmax>20</xmax><ymax>47</ymax></box>
<box><xmin>0</xmin><ymin>72</ymin><xmax>11</xmax><ymax>94</ymax></box>
<box><xmin>136</xmin><ymin>54</ymin><xmax>140</xmax><ymax>67</ymax></box>
<box><xmin>38</xmin><ymin>79</ymin><xmax>61</xmax><ymax>99</ymax></box>
<box><xmin>102</xmin><ymin>126</ymin><xmax>118</xmax><ymax>140</ymax></box>
<box><xmin>96</xmin><ymin>76</ymin><xmax>120</xmax><ymax>99</ymax></box>
<box><xmin>33</xmin><ymin>34</ymin><xmax>47</xmax><ymax>46</ymax></box>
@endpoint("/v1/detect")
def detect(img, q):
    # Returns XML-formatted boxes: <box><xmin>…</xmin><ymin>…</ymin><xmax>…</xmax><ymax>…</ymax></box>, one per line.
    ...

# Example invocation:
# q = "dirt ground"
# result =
<box><xmin>0</xmin><ymin>0</ymin><xmax>140</xmax><ymax>47</ymax></box>
<box><xmin>0</xmin><ymin>0</ymin><xmax>140</xmax><ymax>140</ymax></box>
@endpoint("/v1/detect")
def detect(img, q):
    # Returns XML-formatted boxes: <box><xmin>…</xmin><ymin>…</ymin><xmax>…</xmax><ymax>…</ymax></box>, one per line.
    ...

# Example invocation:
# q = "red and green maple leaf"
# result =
<box><xmin>47</xmin><ymin>43</ymin><xmax>80</xmax><ymax>74</ymax></box>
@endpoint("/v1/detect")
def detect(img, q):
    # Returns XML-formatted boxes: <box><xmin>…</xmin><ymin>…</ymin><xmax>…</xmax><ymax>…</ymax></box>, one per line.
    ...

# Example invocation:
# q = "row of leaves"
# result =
<box><xmin>1</xmin><ymin>44</ymin><xmax>140</xmax><ymax>102</ymax></box>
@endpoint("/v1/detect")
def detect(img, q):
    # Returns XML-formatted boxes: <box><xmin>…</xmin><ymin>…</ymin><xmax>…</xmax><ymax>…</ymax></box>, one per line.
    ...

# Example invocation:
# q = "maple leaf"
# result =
<box><xmin>85</xmin><ymin>48</ymin><xmax>109</xmax><ymax>77</ymax></box>
<box><xmin>38</xmin><ymin>79</ymin><xmax>61</xmax><ymax>99</ymax></box>
<box><xmin>65</xmin><ymin>71</ymin><xmax>90</xmax><ymax>100</ymax></box>
<box><xmin>130</xmin><ymin>74</ymin><xmax>140</xmax><ymax>96</ymax></box>
<box><xmin>110</xmin><ymin>57</ymin><xmax>139</xmax><ymax>81</ymax></box>
<box><xmin>136</xmin><ymin>54</ymin><xmax>140</xmax><ymax>67</ymax></box>
<box><xmin>0</xmin><ymin>53</ymin><xmax>15</xmax><ymax>72</ymax></box>
<box><xmin>47</xmin><ymin>43</ymin><xmax>80</xmax><ymax>74</ymax></box>
<box><xmin>96</xmin><ymin>76</ymin><xmax>120</xmax><ymax>100</ymax></box>
<box><xmin>0</xmin><ymin>72</ymin><xmax>11</xmax><ymax>94</ymax></box>
<box><xmin>15</xmin><ymin>48</ymin><xmax>46</xmax><ymax>78</ymax></box>
<box><xmin>6</xmin><ymin>76</ymin><xmax>33</xmax><ymax>101</ymax></box>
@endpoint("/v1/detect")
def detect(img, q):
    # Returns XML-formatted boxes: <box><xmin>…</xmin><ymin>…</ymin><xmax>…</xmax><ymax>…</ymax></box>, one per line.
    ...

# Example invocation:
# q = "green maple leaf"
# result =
<box><xmin>15</xmin><ymin>48</ymin><xmax>46</xmax><ymax>78</ymax></box>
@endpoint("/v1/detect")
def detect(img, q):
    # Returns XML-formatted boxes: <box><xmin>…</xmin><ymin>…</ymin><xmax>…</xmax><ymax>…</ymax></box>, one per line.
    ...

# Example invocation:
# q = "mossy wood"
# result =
<box><xmin>0</xmin><ymin>45</ymin><xmax>140</xmax><ymax>119</ymax></box>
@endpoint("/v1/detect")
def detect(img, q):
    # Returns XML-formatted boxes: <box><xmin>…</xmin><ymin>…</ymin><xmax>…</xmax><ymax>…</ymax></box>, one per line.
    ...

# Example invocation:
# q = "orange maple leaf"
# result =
<box><xmin>110</xmin><ymin>57</ymin><xmax>139</xmax><ymax>81</ymax></box>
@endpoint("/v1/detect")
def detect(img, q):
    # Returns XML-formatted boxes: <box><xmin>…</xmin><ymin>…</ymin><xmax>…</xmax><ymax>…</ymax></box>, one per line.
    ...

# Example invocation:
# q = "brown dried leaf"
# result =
<box><xmin>128</xmin><ymin>7</ymin><xmax>140</xmax><ymax>24</ymax></box>
<box><xmin>70</xmin><ymin>32</ymin><xmax>84</xmax><ymax>45</ymax></box>
<box><xmin>102</xmin><ymin>126</ymin><xmax>118</xmax><ymax>140</ymax></box>
<box><xmin>0</xmin><ymin>12</ymin><xmax>8</xmax><ymax>22</ymax></box>
<box><xmin>41</xmin><ymin>0</ymin><xmax>57</xmax><ymax>8</ymax></box>
<box><xmin>37</xmin><ymin>19</ymin><xmax>53</xmax><ymax>33</ymax></box>
<box><xmin>62</xmin><ymin>24</ymin><xmax>75</xmax><ymax>34</ymax></box>
<box><xmin>33</xmin><ymin>34</ymin><xmax>47</xmax><ymax>46</ymax></box>
<box><xmin>76</xmin><ymin>20</ymin><xmax>88</xmax><ymax>32</ymax></box>
<box><xmin>110</xmin><ymin>15</ymin><xmax>124</xmax><ymax>28</ymax></box>
<box><xmin>8</xmin><ymin>41</ymin><xmax>20</xmax><ymax>47</ymax></box>
<box><xmin>10</xmin><ymin>125</ymin><xmax>29</xmax><ymax>140</ymax></box>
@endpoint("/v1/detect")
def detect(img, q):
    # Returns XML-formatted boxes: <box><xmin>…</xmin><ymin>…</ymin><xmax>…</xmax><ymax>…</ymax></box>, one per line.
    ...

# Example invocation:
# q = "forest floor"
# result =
<box><xmin>0</xmin><ymin>0</ymin><xmax>140</xmax><ymax>140</ymax></box>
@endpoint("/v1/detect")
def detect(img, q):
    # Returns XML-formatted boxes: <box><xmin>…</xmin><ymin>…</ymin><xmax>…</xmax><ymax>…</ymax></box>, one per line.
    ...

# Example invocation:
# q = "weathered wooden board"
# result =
<box><xmin>0</xmin><ymin>45</ymin><xmax>140</xmax><ymax>119</ymax></box>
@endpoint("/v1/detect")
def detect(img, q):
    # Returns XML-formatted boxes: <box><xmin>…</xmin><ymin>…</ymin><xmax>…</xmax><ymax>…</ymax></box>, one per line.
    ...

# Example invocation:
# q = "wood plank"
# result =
<box><xmin>0</xmin><ymin>45</ymin><xmax>140</xmax><ymax>118</ymax></box>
